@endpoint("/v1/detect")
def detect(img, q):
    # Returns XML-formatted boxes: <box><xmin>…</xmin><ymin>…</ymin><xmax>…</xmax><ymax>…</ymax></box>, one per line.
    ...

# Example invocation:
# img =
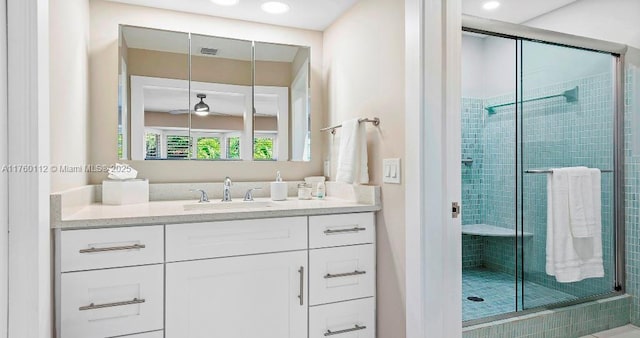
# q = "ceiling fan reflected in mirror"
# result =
<box><xmin>167</xmin><ymin>93</ymin><xmax>233</xmax><ymax>116</ymax></box>
<box><xmin>167</xmin><ymin>109</ymin><xmax>233</xmax><ymax>116</ymax></box>
<box><xmin>194</xmin><ymin>93</ymin><xmax>210</xmax><ymax>116</ymax></box>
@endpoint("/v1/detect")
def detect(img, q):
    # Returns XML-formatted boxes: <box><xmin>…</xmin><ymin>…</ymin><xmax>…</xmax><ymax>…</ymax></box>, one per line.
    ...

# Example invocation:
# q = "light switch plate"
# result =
<box><xmin>383</xmin><ymin>158</ymin><xmax>401</xmax><ymax>184</ymax></box>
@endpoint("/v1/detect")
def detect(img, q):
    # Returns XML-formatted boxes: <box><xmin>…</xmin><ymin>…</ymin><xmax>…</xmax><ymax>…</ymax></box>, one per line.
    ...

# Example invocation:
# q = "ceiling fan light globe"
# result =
<box><xmin>194</xmin><ymin>109</ymin><xmax>209</xmax><ymax>117</ymax></box>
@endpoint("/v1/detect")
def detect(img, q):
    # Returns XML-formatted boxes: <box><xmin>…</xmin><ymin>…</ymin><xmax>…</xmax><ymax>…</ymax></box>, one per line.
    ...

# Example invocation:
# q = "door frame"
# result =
<box><xmin>0</xmin><ymin>0</ymin><xmax>8</xmax><ymax>336</ymax></box>
<box><xmin>405</xmin><ymin>0</ymin><xmax>462</xmax><ymax>337</ymax></box>
<box><xmin>6</xmin><ymin>0</ymin><xmax>51</xmax><ymax>337</ymax></box>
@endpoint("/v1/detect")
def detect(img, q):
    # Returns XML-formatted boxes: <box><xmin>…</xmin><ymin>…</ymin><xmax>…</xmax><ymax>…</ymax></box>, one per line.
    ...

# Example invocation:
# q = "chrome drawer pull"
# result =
<box><xmin>324</xmin><ymin>227</ymin><xmax>366</xmax><ymax>234</ymax></box>
<box><xmin>79</xmin><ymin>244</ymin><xmax>146</xmax><ymax>253</ymax></box>
<box><xmin>79</xmin><ymin>298</ymin><xmax>145</xmax><ymax>311</ymax></box>
<box><xmin>298</xmin><ymin>266</ymin><xmax>304</xmax><ymax>306</ymax></box>
<box><xmin>324</xmin><ymin>270</ymin><xmax>367</xmax><ymax>279</ymax></box>
<box><xmin>324</xmin><ymin>324</ymin><xmax>367</xmax><ymax>336</ymax></box>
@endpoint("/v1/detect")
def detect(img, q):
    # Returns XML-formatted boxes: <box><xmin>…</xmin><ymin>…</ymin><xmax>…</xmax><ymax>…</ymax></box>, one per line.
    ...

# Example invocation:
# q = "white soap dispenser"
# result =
<box><xmin>270</xmin><ymin>171</ymin><xmax>288</xmax><ymax>201</ymax></box>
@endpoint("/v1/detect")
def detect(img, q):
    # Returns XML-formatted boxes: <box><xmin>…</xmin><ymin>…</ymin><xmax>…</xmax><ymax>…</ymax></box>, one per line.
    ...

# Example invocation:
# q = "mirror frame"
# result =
<box><xmin>118</xmin><ymin>25</ymin><xmax>311</xmax><ymax>162</ymax></box>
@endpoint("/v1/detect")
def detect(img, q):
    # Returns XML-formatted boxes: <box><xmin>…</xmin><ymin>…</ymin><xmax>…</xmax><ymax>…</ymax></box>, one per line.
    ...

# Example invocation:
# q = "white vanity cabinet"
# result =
<box><xmin>55</xmin><ymin>212</ymin><xmax>376</xmax><ymax>338</ymax></box>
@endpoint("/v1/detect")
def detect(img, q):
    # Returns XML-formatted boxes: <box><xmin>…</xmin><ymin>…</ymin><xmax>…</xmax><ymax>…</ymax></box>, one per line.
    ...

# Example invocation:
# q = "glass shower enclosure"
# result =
<box><xmin>461</xmin><ymin>30</ymin><xmax>621</xmax><ymax>323</ymax></box>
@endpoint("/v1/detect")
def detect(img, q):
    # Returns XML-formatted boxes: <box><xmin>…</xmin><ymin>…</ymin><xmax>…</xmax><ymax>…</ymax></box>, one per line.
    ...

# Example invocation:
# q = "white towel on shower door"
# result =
<box><xmin>546</xmin><ymin>167</ymin><xmax>604</xmax><ymax>283</ymax></box>
<box><xmin>335</xmin><ymin>118</ymin><xmax>369</xmax><ymax>184</ymax></box>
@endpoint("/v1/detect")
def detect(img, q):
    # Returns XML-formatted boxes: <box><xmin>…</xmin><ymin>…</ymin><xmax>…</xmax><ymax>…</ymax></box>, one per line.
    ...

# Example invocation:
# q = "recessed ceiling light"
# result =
<box><xmin>261</xmin><ymin>1</ymin><xmax>290</xmax><ymax>14</ymax></box>
<box><xmin>210</xmin><ymin>0</ymin><xmax>239</xmax><ymax>6</ymax></box>
<box><xmin>482</xmin><ymin>1</ymin><xmax>500</xmax><ymax>10</ymax></box>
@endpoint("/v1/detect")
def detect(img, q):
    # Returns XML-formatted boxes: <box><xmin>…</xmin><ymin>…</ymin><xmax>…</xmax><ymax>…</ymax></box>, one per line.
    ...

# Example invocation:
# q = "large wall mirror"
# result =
<box><xmin>118</xmin><ymin>25</ymin><xmax>311</xmax><ymax>162</ymax></box>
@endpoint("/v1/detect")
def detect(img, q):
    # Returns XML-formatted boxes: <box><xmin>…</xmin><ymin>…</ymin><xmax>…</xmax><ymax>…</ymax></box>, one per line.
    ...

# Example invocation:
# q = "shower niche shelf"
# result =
<box><xmin>462</xmin><ymin>224</ymin><xmax>532</xmax><ymax>237</ymax></box>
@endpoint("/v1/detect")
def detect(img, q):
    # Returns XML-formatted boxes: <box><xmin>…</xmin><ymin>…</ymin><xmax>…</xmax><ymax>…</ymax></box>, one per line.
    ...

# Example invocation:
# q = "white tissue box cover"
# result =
<box><xmin>102</xmin><ymin>179</ymin><xmax>149</xmax><ymax>205</ymax></box>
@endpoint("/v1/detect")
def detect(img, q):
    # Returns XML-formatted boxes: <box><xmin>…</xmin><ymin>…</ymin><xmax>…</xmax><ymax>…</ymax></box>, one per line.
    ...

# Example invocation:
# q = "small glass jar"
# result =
<box><xmin>297</xmin><ymin>183</ymin><xmax>313</xmax><ymax>200</ymax></box>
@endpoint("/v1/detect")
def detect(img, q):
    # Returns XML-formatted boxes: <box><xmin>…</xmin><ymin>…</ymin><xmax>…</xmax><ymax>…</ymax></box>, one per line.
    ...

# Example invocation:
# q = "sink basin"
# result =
<box><xmin>184</xmin><ymin>200</ymin><xmax>276</xmax><ymax>211</ymax></box>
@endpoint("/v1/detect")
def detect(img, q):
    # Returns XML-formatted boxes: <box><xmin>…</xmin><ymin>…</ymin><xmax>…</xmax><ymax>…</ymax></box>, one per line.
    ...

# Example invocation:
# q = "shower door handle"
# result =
<box><xmin>452</xmin><ymin>202</ymin><xmax>460</xmax><ymax>219</ymax></box>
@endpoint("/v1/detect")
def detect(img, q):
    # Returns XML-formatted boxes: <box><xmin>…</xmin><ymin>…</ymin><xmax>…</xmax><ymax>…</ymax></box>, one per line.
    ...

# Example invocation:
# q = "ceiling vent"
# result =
<box><xmin>200</xmin><ymin>47</ymin><xmax>219</xmax><ymax>56</ymax></box>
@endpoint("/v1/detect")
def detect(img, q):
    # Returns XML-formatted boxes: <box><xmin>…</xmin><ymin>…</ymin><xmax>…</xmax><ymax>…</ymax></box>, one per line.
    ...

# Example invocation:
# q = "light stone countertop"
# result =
<box><xmin>51</xmin><ymin>182</ymin><xmax>381</xmax><ymax>230</ymax></box>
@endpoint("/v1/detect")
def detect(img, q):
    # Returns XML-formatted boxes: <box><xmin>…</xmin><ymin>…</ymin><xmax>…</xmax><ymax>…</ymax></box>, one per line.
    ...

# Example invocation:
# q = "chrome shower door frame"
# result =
<box><xmin>462</xmin><ymin>14</ymin><xmax>628</xmax><ymax>326</ymax></box>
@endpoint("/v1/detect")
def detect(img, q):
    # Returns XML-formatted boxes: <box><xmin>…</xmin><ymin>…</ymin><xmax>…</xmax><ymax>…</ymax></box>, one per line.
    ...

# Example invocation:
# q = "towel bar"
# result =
<box><xmin>525</xmin><ymin>169</ymin><xmax>613</xmax><ymax>174</ymax></box>
<box><xmin>321</xmin><ymin>117</ymin><xmax>380</xmax><ymax>134</ymax></box>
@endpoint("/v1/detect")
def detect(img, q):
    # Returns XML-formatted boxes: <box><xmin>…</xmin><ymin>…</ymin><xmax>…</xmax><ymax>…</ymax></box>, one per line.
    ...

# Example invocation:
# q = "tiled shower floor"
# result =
<box><xmin>463</xmin><ymin>268</ymin><xmax>578</xmax><ymax>321</ymax></box>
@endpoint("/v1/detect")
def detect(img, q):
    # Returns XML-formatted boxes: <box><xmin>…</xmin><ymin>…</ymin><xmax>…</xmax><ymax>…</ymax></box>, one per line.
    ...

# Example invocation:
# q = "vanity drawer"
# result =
<box><xmin>309</xmin><ymin>213</ymin><xmax>375</xmax><ymax>249</ymax></box>
<box><xmin>166</xmin><ymin>217</ymin><xmax>307</xmax><ymax>262</ymax></box>
<box><xmin>309</xmin><ymin>244</ymin><xmax>375</xmax><ymax>305</ymax></box>
<box><xmin>309</xmin><ymin>297</ymin><xmax>375</xmax><ymax>338</ymax></box>
<box><xmin>60</xmin><ymin>225</ymin><xmax>164</xmax><ymax>272</ymax></box>
<box><xmin>59</xmin><ymin>265</ymin><xmax>164</xmax><ymax>338</ymax></box>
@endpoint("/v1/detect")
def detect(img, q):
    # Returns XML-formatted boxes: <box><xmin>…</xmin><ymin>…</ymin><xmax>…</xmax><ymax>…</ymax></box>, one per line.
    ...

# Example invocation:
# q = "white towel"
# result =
<box><xmin>335</xmin><ymin>119</ymin><xmax>369</xmax><ymax>184</ymax></box>
<box><xmin>546</xmin><ymin>167</ymin><xmax>604</xmax><ymax>283</ymax></box>
<box><xmin>568</xmin><ymin>167</ymin><xmax>597</xmax><ymax>238</ymax></box>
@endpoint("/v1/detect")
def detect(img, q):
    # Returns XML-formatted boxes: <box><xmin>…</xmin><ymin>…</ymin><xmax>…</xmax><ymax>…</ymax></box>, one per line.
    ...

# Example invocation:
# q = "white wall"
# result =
<box><xmin>50</xmin><ymin>0</ymin><xmax>90</xmax><ymax>192</ymax></box>
<box><xmin>461</xmin><ymin>35</ymin><xmax>486</xmax><ymax>98</ymax></box>
<box><xmin>323</xmin><ymin>0</ymin><xmax>406</xmax><ymax>337</ymax></box>
<box><xmin>481</xmin><ymin>36</ymin><xmax>517</xmax><ymax>98</ymax></box>
<box><xmin>462</xmin><ymin>34</ymin><xmax>517</xmax><ymax>98</ymax></box>
<box><xmin>525</xmin><ymin>0</ymin><xmax>640</xmax><ymax>50</ymax></box>
<box><xmin>89</xmin><ymin>0</ymin><xmax>324</xmax><ymax>184</ymax></box>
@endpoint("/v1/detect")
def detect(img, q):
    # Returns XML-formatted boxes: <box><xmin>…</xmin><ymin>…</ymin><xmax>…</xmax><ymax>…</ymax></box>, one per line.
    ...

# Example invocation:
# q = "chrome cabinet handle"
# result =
<box><xmin>79</xmin><ymin>298</ymin><xmax>145</xmax><ymax>311</ymax></box>
<box><xmin>324</xmin><ymin>325</ymin><xmax>367</xmax><ymax>336</ymax></box>
<box><xmin>324</xmin><ymin>270</ymin><xmax>367</xmax><ymax>279</ymax></box>
<box><xmin>298</xmin><ymin>266</ymin><xmax>304</xmax><ymax>306</ymax></box>
<box><xmin>324</xmin><ymin>227</ymin><xmax>366</xmax><ymax>234</ymax></box>
<box><xmin>79</xmin><ymin>243</ymin><xmax>146</xmax><ymax>253</ymax></box>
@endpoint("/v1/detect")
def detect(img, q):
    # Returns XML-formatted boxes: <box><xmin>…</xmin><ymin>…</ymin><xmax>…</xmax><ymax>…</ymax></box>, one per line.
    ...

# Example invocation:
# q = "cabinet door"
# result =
<box><xmin>166</xmin><ymin>251</ymin><xmax>307</xmax><ymax>338</ymax></box>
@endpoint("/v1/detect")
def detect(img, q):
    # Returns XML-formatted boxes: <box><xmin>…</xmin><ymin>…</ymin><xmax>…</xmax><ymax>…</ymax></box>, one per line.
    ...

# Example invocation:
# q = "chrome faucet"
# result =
<box><xmin>243</xmin><ymin>188</ymin><xmax>262</xmax><ymax>201</ymax></box>
<box><xmin>222</xmin><ymin>177</ymin><xmax>232</xmax><ymax>202</ymax></box>
<box><xmin>190</xmin><ymin>189</ymin><xmax>210</xmax><ymax>203</ymax></box>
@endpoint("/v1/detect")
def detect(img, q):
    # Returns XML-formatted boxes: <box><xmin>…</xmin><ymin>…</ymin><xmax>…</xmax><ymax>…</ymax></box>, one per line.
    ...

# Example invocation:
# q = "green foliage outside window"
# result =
<box><xmin>254</xmin><ymin>137</ymin><xmax>274</xmax><ymax>160</ymax></box>
<box><xmin>166</xmin><ymin>135</ymin><xmax>191</xmax><ymax>159</ymax></box>
<box><xmin>145</xmin><ymin>133</ymin><xmax>159</xmax><ymax>159</ymax></box>
<box><xmin>197</xmin><ymin>137</ymin><xmax>221</xmax><ymax>159</ymax></box>
<box><xmin>227</xmin><ymin>137</ymin><xmax>240</xmax><ymax>159</ymax></box>
<box><xmin>117</xmin><ymin>133</ymin><xmax>123</xmax><ymax>159</ymax></box>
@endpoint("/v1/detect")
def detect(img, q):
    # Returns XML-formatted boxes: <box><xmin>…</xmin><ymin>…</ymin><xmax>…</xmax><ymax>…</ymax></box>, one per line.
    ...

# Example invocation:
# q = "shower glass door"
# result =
<box><xmin>462</xmin><ymin>30</ymin><xmax>621</xmax><ymax>323</ymax></box>
<box><xmin>461</xmin><ymin>32</ymin><xmax>519</xmax><ymax>322</ymax></box>
<box><xmin>518</xmin><ymin>40</ymin><xmax>617</xmax><ymax>310</ymax></box>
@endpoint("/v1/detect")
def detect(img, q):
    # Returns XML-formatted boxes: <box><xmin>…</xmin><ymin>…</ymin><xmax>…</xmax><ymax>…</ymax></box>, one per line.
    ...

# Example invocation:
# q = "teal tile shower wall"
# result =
<box><xmin>624</xmin><ymin>63</ymin><xmax>639</xmax><ymax>325</ymax></box>
<box><xmin>462</xmin><ymin>72</ymin><xmax>615</xmax><ymax>299</ymax></box>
